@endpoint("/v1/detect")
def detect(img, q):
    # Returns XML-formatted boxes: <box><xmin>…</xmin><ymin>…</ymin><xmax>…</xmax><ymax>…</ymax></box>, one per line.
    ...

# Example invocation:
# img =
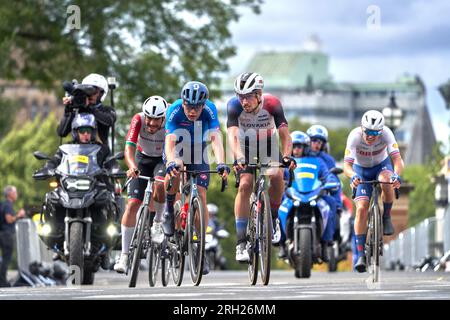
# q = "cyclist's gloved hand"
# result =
<box><xmin>391</xmin><ymin>173</ymin><xmax>402</xmax><ymax>187</ymax></box>
<box><xmin>233</xmin><ymin>157</ymin><xmax>247</xmax><ymax>171</ymax></box>
<box><xmin>282</xmin><ymin>156</ymin><xmax>296</xmax><ymax>170</ymax></box>
<box><xmin>165</xmin><ymin>161</ymin><xmax>179</xmax><ymax>176</ymax></box>
<box><xmin>351</xmin><ymin>174</ymin><xmax>361</xmax><ymax>188</ymax></box>
<box><xmin>217</xmin><ymin>163</ymin><xmax>230</xmax><ymax>176</ymax></box>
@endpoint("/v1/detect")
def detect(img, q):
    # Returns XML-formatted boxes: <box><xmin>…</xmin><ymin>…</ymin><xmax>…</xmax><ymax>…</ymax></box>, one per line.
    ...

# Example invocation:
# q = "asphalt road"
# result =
<box><xmin>1</xmin><ymin>269</ymin><xmax>450</xmax><ymax>300</ymax></box>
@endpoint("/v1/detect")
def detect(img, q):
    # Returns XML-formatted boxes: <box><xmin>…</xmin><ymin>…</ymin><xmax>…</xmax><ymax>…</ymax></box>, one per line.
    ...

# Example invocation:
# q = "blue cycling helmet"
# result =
<box><xmin>181</xmin><ymin>81</ymin><xmax>209</xmax><ymax>107</ymax></box>
<box><xmin>71</xmin><ymin>113</ymin><xmax>97</xmax><ymax>142</ymax></box>
<box><xmin>307</xmin><ymin>125</ymin><xmax>328</xmax><ymax>142</ymax></box>
<box><xmin>291</xmin><ymin>131</ymin><xmax>310</xmax><ymax>156</ymax></box>
<box><xmin>291</xmin><ymin>130</ymin><xmax>310</xmax><ymax>145</ymax></box>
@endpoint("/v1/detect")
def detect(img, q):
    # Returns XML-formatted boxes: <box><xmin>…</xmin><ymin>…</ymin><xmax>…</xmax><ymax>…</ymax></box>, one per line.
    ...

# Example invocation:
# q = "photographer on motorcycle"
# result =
<box><xmin>57</xmin><ymin>73</ymin><xmax>116</xmax><ymax>147</ymax></box>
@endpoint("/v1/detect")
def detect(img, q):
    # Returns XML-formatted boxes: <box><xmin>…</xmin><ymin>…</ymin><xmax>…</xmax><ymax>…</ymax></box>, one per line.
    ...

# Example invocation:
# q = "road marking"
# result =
<box><xmin>77</xmin><ymin>292</ymin><xmax>236</xmax><ymax>299</ymax></box>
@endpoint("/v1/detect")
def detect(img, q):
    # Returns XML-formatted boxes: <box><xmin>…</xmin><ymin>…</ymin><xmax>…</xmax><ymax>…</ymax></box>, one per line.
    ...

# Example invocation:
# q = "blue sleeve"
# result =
<box><xmin>318</xmin><ymin>158</ymin><xmax>330</xmax><ymax>181</ymax></box>
<box><xmin>226</xmin><ymin>97</ymin><xmax>243</xmax><ymax>128</ymax></box>
<box><xmin>165</xmin><ymin>101</ymin><xmax>182</xmax><ymax>134</ymax></box>
<box><xmin>205</xmin><ymin>100</ymin><xmax>220</xmax><ymax>130</ymax></box>
<box><xmin>283</xmin><ymin>168</ymin><xmax>290</xmax><ymax>181</ymax></box>
<box><xmin>320</xmin><ymin>152</ymin><xmax>336</xmax><ymax>170</ymax></box>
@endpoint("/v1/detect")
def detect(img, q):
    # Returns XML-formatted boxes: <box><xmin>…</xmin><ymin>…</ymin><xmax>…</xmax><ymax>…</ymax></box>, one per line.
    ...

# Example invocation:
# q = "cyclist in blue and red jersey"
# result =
<box><xmin>163</xmin><ymin>81</ymin><xmax>230</xmax><ymax>275</ymax></box>
<box><xmin>227</xmin><ymin>72</ymin><xmax>295</xmax><ymax>262</ymax></box>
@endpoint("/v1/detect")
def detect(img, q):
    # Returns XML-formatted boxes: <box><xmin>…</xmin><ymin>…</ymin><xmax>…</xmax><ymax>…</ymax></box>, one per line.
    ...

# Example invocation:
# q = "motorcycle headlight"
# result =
<box><xmin>64</xmin><ymin>178</ymin><xmax>91</xmax><ymax>192</ymax></box>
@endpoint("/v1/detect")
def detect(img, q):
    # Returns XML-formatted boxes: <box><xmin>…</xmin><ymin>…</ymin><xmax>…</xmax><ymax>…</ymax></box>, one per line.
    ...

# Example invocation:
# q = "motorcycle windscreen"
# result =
<box><xmin>57</xmin><ymin>144</ymin><xmax>102</xmax><ymax>176</ymax></box>
<box><xmin>292</xmin><ymin>157</ymin><xmax>322</xmax><ymax>193</ymax></box>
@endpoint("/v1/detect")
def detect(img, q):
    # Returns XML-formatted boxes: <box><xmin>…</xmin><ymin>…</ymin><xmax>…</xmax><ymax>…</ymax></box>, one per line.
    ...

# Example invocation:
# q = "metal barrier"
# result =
<box><xmin>385</xmin><ymin>209</ymin><xmax>450</xmax><ymax>271</ymax></box>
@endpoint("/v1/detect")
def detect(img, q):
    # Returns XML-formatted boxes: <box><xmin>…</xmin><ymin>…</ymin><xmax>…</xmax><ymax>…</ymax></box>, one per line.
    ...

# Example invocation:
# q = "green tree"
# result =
<box><xmin>0</xmin><ymin>113</ymin><xmax>60</xmax><ymax>209</ymax></box>
<box><xmin>0</xmin><ymin>95</ymin><xmax>19</xmax><ymax>139</ymax></box>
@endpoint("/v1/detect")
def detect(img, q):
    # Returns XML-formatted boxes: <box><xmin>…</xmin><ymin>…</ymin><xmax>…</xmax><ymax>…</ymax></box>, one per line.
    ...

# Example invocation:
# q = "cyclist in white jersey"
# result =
<box><xmin>343</xmin><ymin>110</ymin><xmax>404</xmax><ymax>273</ymax></box>
<box><xmin>114</xmin><ymin>96</ymin><xmax>168</xmax><ymax>273</ymax></box>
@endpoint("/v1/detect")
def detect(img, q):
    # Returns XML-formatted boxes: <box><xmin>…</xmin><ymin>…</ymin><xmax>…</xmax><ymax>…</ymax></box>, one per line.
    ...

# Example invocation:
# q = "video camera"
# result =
<box><xmin>62</xmin><ymin>80</ymin><xmax>97</xmax><ymax>110</ymax></box>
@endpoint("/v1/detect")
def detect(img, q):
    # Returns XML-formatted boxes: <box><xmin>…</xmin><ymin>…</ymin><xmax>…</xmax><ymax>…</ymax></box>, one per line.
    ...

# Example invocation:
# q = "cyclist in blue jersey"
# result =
<box><xmin>163</xmin><ymin>81</ymin><xmax>230</xmax><ymax>274</ymax></box>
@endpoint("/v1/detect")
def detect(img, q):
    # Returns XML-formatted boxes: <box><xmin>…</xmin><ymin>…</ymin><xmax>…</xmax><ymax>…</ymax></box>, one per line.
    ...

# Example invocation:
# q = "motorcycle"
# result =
<box><xmin>280</xmin><ymin>157</ymin><xmax>340</xmax><ymax>278</ymax></box>
<box><xmin>32</xmin><ymin>144</ymin><xmax>125</xmax><ymax>285</ymax></box>
<box><xmin>205</xmin><ymin>220</ymin><xmax>230</xmax><ymax>270</ymax></box>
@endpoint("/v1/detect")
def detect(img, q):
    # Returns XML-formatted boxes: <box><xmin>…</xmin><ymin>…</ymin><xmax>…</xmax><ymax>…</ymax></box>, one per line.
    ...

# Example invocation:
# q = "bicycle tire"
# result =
<box><xmin>258</xmin><ymin>191</ymin><xmax>272</xmax><ymax>285</ymax></box>
<box><xmin>372</xmin><ymin>202</ymin><xmax>381</xmax><ymax>282</ymax></box>
<box><xmin>172</xmin><ymin>201</ymin><xmax>185</xmax><ymax>286</ymax></box>
<box><xmin>248</xmin><ymin>196</ymin><xmax>258</xmax><ymax>285</ymax></box>
<box><xmin>129</xmin><ymin>206</ymin><xmax>148</xmax><ymax>288</ymax></box>
<box><xmin>188</xmin><ymin>197</ymin><xmax>205</xmax><ymax>286</ymax></box>
<box><xmin>148</xmin><ymin>243</ymin><xmax>159</xmax><ymax>287</ymax></box>
<box><xmin>161</xmin><ymin>255</ymin><xmax>170</xmax><ymax>287</ymax></box>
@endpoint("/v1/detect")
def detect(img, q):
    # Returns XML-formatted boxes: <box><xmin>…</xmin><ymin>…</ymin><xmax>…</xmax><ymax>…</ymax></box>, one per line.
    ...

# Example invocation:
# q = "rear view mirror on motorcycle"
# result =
<box><xmin>33</xmin><ymin>151</ymin><xmax>51</xmax><ymax>160</ymax></box>
<box><xmin>329</xmin><ymin>167</ymin><xmax>343</xmax><ymax>175</ymax></box>
<box><xmin>104</xmin><ymin>151</ymin><xmax>124</xmax><ymax>167</ymax></box>
<box><xmin>32</xmin><ymin>168</ymin><xmax>55</xmax><ymax>180</ymax></box>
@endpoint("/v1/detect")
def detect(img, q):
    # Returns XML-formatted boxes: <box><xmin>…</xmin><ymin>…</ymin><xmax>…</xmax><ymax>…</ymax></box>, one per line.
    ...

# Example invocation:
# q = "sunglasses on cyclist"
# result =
<box><xmin>364</xmin><ymin>129</ymin><xmax>382</xmax><ymax>136</ymax></box>
<box><xmin>237</xmin><ymin>93</ymin><xmax>257</xmax><ymax>101</ymax></box>
<box><xmin>184</xmin><ymin>102</ymin><xmax>204</xmax><ymax>111</ymax></box>
<box><xmin>78</xmin><ymin>127</ymin><xmax>93</xmax><ymax>134</ymax></box>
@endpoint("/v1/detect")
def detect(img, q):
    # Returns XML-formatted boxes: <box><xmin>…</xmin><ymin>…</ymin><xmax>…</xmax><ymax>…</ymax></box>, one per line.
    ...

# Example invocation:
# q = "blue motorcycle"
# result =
<box><xmin>279</xmin><ymin>157</ymin><xmax>340</xmax><ymax>278</ymax></box>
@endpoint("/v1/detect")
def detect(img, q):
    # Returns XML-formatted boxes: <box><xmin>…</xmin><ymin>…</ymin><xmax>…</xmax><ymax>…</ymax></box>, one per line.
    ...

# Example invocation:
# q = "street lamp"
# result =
<box><xmin>382</xmin><ymin>91</ymin><xmax>403</xmax><ymax>133</ymax></box>
<box><xmin>438</xmin><ymin>80</ymin><xmax>450</xmax><ymax>109</ymax></box>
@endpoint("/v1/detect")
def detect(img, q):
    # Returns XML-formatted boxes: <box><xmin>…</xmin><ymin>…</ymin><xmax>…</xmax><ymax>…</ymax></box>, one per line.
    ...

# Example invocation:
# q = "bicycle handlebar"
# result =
<box><xmin>166</xmin><ymin>169</ymin><xmax>228</xmax><ymax>193</ymax></box>
<box><xmin>234</xmin><ymin>163</ymin><xmax>293</xmax><ymax>188</ymax></box>
<box><xmin>121</xmin><ymin>175</ymin><xmax>164</xmax><ymax>193</ymax></box>
<box><xmin>351</xmin><ymin>180</ymin><xmax>400</xmax><ymax>200</ymax></box>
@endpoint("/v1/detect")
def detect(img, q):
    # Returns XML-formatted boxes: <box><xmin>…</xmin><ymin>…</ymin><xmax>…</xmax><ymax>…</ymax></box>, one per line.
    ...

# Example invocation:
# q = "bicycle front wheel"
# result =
<box><xmin>372</xmin><ymin>203</ymin><xmax>381</xmax><ymax>282</ymax></box>
<box><xmin>129</xmin><ymin>206</ymin><xmax>149</xmax><ymax>288</ymax></box>
<box><xmin>248</xmin><ymin>196</ymin><xmax>259</xmax><ymax>286</ymax></box>
<box><xmin>188</xmin><ymin>197</ymin><xmax>205</xmax><ymax>286</ymax></box>
<box><xmin>258</xmin><ymin>191</ymin><xmax>272</xmax><ymax>285</ymax></box>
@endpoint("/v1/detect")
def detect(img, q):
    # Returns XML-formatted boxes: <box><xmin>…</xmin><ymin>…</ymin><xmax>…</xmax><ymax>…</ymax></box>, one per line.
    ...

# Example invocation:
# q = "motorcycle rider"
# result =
<box><xmin>114</xmin><ymin>96</ymin><xmax>168</xmax><ymax>273</ymax></box>
<box><xmin>278</xmin><ymin>131</ymin><xmax>337</xmax><ymax>262</ymax></box>
<box><xmin>42</xmin><ymin>113</ymin><xmax>111</xmax><ymax>174</ymax></box>
<box><xmin>57</xmin><ymin>73</ymin><xmax>116</xmax><ymax>147</ymax></box>
<box><xmin>306</xmin><ymin>125</ymin><xmax>341</xmax><ymax>260</ymax></box>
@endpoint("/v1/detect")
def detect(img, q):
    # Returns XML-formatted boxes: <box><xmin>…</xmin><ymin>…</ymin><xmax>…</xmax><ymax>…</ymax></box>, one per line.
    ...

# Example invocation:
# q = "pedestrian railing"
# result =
<box><xmin>383</xmin><ymin>206</ymin><xmax>450</xmax><ymax>271</ymax></box>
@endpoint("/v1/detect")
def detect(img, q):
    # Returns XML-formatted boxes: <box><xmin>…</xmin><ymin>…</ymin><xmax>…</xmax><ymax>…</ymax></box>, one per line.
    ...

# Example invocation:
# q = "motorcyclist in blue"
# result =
<box><xmin>278</xmin><ymin>131</ymin><xmax>337</xmax><ymax>262</ymax></box>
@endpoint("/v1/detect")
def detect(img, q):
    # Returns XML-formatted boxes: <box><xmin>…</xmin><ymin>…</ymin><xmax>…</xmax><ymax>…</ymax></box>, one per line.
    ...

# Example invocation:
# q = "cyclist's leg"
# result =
<box><xmin>377</xmin><ymin>159</ymin><xmax>395</xmax><ymax>235</ymax></box>
<box><xmin>235</xmin><ymin>172</ymin><xmax>253</xmax><ymax>243</ymax></box>
<box><xmin>152</xmin><ymin>162</ymin><xmax>166</xmax><ymax>223</ymax></box>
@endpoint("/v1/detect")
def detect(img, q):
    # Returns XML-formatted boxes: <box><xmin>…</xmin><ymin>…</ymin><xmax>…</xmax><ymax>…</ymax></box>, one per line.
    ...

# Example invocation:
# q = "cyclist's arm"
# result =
<box><xmin>391</xmin><ymin>154</ymin><xmax>404</xmax><ymax>176</ymax></box>
<box><xmin>227</xmin><ymin>126</ymin><xmax>245</xmax><ymax>160</ymax></box>
<box><xmin>343</xmin><ymin>161</ymin><xmax>356</xmax><ymax>180</ymax></box>
<box><xmin>165</xmin><ymin>133</ymin><xmax>177</xmax><ymax>164</ymax></box>
<box><xmin>278</xmin><ymin>126</ymin><xmax>293</xmax><ymax>158</ymax></box>
<box><xmin>124</xmin><ymin>114</ymin><xmax>141</xmax><ymax>171</ymax></box>
<box><xmin>210</xmin><ymin>129</ymin><xmax>226</xmax><ymax>164</ymax></box>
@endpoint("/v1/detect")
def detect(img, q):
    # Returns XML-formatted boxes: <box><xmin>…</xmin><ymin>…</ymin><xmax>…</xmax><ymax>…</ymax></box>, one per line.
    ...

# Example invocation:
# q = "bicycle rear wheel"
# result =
<box><xmin>172</xmin><ymin>201</ymin><xmax>185</xmax><ymax>286</ymax></box>
<box><xmin>188</xmin><ymin>197</ymin><xmax>205</xmax><ymax>286</ymax></box>
<box><xmin>258</xmin><ymin>191</ymin><xmax>272</xmax><ymax>285</ymax></box>
<box><xmin>161</xmin><ymin>254</ymin><xmax>170</xmax><ymax>287</ymax></box>
<box><xmin>148</xmin><ymin>243</ymin><xmax>159</xmax><ymax>287</ymax></box>
<box><xmin>129</xmin><ymin>206</ymin><xmax>149</xmax><ymax>288</ymax></box>
<box><xmin>248</xmin><ymin>196</ymin><xmax>259</xmax><ymax>286</ymax></box>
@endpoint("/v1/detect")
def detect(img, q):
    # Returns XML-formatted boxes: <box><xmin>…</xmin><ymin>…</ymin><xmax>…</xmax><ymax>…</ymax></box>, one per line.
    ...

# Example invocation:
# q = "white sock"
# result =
<box><xmin>121</xmin><ymin>225</ymin><xmax>135</xmax><ymax>254</ymax></box>
<box><xmin>154</xmin><ymin>201</ymin><xmax>165</xmax><ymax>223</ymax></box>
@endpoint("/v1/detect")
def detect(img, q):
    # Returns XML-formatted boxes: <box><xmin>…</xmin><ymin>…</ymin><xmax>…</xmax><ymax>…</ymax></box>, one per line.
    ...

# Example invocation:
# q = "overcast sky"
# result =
<box><xmin>227</xmin><ymin>0</ymin><xmax>450</xmax><ymax>146</ymax></box>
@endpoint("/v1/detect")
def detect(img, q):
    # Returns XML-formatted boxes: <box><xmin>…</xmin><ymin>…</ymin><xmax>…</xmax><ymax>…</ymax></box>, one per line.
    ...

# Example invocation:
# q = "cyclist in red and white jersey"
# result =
<box><xmin>343</xmin><ymin>110</ymin><xmax>404</xmax><ymax>272</ymax></box>
<box><xmin>114</xmin><ymin>96</ymin><xmax>168</xmax><ymax>273</ymax></box>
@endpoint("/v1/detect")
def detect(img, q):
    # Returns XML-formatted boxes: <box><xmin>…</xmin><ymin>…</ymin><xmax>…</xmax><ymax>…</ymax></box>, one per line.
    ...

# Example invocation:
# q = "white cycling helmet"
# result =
<box><xmin>142</xmin><ymin>95</ymin><xmax>168</xmax><ymax>118</ymax></box>
<box><xmin>361</xmin><ymin>110</ymin><xmax>384</xmax><ymax>131</ymax></box>
<box><xmin>234</xmin><ymin>72</ymin><xmax>264</xmax><ymax>95</ymax></box>
<box><xmin>207</xmin><ymin>203</ymin><xmax>219</xmax><ymax>216</ymax></box>
<box><xmin>82</xmin><ymin>73</ymin><xmax>109</xmax><ymax>102</ymax></box>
